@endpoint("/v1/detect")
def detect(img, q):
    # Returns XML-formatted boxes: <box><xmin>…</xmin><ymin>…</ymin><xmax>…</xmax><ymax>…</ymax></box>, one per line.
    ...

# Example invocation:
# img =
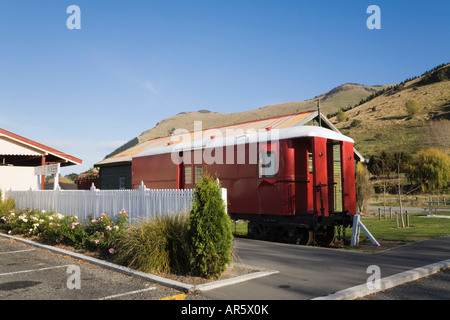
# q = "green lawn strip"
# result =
<box><xmin>359</xmin><ymin>213</ymin><xmax>450</xmax><ymax>242</ymax></box>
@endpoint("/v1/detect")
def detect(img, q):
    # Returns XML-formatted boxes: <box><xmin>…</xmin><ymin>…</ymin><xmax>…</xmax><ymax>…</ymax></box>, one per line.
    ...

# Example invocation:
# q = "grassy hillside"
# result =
<box><xmin>105</xmin><ymin>83</ymin><xmax>388</xmax><ymax>158</ymax></box>
<box><xmin>330</xmin><ymin>64</ymin><xmax>450</xmax><ymax>157</ymax></box>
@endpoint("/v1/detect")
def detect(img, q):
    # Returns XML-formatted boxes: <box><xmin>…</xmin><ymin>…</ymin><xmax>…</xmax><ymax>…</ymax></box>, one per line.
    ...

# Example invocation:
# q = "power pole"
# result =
<box><xmin>316</xmin><ymin>99</ymin><xmax>322</xmax><ymax>127</ymax></box>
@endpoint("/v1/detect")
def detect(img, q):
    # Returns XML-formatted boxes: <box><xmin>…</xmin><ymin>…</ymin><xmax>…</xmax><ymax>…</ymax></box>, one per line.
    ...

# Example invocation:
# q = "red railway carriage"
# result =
<box><xmin>132</xmin><ymin>126</ymin><xmax>356</xmax><ymax>246</ymax></box>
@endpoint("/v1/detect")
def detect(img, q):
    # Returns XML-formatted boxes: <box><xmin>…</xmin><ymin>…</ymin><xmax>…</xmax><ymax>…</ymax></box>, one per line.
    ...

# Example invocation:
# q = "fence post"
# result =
<box><xmin>400</xmin><ymin>211</ymin><xmax>405</xmax><ymax>228</ymax></box>
<box><xmin>358</xmin><ymin>219</ymin><xmax>380</xmax><ymax>246</ymax></box>
<box><xmin>221</xmin><ymin>188</ymin><xmax>227</xmax><ymax>213</ymax></box>
<box><xmin>406</xmin><ymin>210</ymin><xmax>410</xmax><ymax>227</ymax></box>
<box><xmin>90</xmin><ymin>183</ymin><xmax>99</xmax><ymax>219</ymax></box>
<box><xmin>350</xmin><ymin>215</ymin><xmax>361</xmax><ymax>246</ymax></box>
<box><xmin>139</xmin><ymin>181</ymin><xmax>147</xmax><ymax>219</ymax></box>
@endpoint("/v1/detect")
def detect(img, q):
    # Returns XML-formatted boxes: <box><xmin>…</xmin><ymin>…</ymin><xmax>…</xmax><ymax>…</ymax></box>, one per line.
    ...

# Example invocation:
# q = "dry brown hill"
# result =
<box><xmin>105</xmin><ymin>83</ymin><xmax>389</xmax><ymax>158</ymax></box>
<box><xmin>137</xmin><ymin>83</ymin><xmax>388</xmax><ymax>143</ymax></box>
<box><xmin>329</xmin><ymin>64</ymin><xmax>450</xmax><ymax>156</ymax></box>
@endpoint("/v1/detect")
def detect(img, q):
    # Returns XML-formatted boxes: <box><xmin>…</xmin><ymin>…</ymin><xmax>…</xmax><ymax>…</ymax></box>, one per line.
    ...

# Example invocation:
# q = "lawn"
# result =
<box><xmin>232</xmin><ymin>213</ymin><xmax>450</xmax><ymax>243</ymax></box>
<box><xmin>359</xmin><ymin>213</ymin><xmax>450</xmax><ymax>242</ymax></box>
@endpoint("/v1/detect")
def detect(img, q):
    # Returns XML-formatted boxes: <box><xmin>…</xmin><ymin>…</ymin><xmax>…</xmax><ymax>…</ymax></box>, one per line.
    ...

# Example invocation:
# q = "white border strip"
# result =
<box><xmin>0</xmin><ymin>265</ymin><xmax>71</xmax><ymax>277</ymax></box>
<box><xmin>312</xmin><ymin>259</ymin><xmax>450</xmax><ymax>300</ymax></box>
<box><xmin>0</xmin><ymin>249</ymin><xmax>35</xmax><ymax>255</ymax></box>
<box><xmin>98</xmin><ymin>286</ymin><xmax>157</xmax><ymax>300</ymax></box>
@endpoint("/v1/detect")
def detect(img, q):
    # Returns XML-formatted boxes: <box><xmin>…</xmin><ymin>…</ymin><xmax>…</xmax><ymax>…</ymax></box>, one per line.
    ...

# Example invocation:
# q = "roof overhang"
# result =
<box><xmin>0</xmin><ymin>128</ymin><xmax>82</xmax><ymax>167</ymax></box>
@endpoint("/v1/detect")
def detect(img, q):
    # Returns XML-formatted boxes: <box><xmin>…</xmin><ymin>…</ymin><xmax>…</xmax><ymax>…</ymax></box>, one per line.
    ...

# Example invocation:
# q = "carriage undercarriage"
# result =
<box><xmin>232</xmin><ymin>212</ymin><xmax>353</xmax><ymax>247</ymax></box>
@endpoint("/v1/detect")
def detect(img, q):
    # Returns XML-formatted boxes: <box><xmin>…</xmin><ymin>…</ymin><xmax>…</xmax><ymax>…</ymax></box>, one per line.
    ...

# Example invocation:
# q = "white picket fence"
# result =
<box><xmin>6</xmin><ymin>182</ymin><xmax>224</xmax><ymax>222</ymax></box>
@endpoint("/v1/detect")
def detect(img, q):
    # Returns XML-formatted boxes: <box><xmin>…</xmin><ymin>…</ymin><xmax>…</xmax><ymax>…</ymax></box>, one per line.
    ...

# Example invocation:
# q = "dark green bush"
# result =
<box><xmin>188</xmin><ymin>174</ymin><xmax>233</xmax><ymax>278</ymax></box>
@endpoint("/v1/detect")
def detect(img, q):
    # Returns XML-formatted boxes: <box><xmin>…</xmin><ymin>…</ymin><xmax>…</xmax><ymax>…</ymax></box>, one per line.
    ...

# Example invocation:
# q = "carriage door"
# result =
<box><xmin>312</xmin><ymin>137</ymin><xmax>329</xmax><ymax>217</ymax></box>
<box><xmin>341</xmin><ymin>141</ymin><xmax>356</xmax><ymax>215</ymax></box>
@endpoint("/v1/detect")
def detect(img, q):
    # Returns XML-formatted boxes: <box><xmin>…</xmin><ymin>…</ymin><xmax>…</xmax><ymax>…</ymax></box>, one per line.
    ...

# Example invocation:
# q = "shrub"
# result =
<box><xmin>405</xmin><ymin>98</ymin><xmax>422</xmax><ymax>117</ymax></box>
<box><xmin>337</xmin><ymin>110</ymin><xmax>347</xmax><ymax>122</ymax></box>
<box><xmin>188</xmin><ymin>174</ymin><xmax>233</xmax><ymax>278</ymax></box>
<box><xmin>0</xmin><ymin>193</ymin><xmax>15</xmax><ymax>216</ymax></box>
<box><xmin>84</xmin><ymin>210</ymin><xmax>129</xmax><ymax>254</ymax></box>
<box><xmin>350</xmin><ymin>119</ymin><xmax>362</xmax><ymax>128</ymax></box>
<box><xmin>113</xmin><ymin>213</ymin><xmax>190</xmax><ymax>274</ymax></box>
<box><xmin>0</xmin><ymin>207</ymin><xmax>129</xmax><ymax>253</ymax></box>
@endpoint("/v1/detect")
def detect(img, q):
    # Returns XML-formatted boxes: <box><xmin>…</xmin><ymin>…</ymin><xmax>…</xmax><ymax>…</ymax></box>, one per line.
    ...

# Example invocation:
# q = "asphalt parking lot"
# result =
<box><xmin>1</xmin><ymin>233</ymin><xmax>449</xmax><ymax>302</ymax></box>
<box><xmin>0</xmin><ymin>236</ymin><xmax>187</xmax><ymax>300</ymax></box>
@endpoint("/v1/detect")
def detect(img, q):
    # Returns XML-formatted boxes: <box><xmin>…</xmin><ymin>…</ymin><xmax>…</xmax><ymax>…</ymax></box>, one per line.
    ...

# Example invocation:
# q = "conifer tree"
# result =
<box><xmin>188</xmin><ymin>174</ymin><xmax>233</xmax><ymax>278</ymax></box>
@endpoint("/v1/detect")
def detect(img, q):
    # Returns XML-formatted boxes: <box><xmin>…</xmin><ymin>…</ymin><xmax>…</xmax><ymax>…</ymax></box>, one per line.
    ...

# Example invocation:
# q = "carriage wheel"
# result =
<box><xmin>248</xmin><ymin>222</ymin><xmax>264</xmax><ymax>240</ymax></box>
<box><xmin>314</xmin><ymin>226</ymin><xmax>336</xmax><ymax>246</ymax></box>
<box><xmin>295</xmin><ymin>228</ymin><xmax>313</xmax><ymax>246</ymax></box>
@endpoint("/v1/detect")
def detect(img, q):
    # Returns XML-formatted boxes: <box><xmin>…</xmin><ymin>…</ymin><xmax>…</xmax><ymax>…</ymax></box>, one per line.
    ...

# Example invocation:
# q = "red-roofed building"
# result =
<box><xmin>0</xmin><ymin>128</ymin><xmax>82</xmax><ymax>194</ymax></box>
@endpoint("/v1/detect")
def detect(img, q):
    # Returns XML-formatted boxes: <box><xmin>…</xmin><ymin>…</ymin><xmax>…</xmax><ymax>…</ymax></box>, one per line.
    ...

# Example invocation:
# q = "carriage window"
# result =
<box><xmin>184</xmin><ymin>166</ymin><xmax>192</xmax><ymax>185</ymax></box>
<box><xmin>195</xmin><ymin>166</ymin><xmax>203</xmax><ymax>184</ymax></box>
<box><xmin>308</xmin><ymin>152</ymin><xmax>313</xmax><ymax>174</ymax></box>
<box><xmin>259</xmin><ymin>150</ymin><xmax>278</xmax><ymax>179</ymax></box>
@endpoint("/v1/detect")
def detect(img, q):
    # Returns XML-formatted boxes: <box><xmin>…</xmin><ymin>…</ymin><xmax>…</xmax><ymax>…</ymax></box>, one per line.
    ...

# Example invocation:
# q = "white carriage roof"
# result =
<box><xmin>134</xmin><ymin>125</ymin><xmax>354</xmax><ymax>159</ymax></box>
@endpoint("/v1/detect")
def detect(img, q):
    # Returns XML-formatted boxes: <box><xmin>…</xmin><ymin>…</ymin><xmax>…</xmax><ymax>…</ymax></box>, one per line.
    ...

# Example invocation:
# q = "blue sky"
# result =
<box><xmin>0</xmin><ymin>0</ymin><xmax>449</xmax><ymax>175</ymax></box>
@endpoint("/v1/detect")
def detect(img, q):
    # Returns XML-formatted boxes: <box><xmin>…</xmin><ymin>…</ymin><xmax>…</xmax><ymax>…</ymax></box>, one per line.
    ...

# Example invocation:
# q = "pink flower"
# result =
<box><xmin>71</xmin><ymin>222</ymin><xmax>80</xmax><ymax>229</ymax></box>
<box><xmin>113</xmin><ymin>225</ymin><xmax>119</xmax><ymax>231</ymax></box>
<box><xmin>100</xmin><ymin>232</ymin><xmax>104</xmax><ymax>238</ymax></box>
<box><xmin>106</xmin><ymin>225</ymin><xmax>112</xmax><ymax>231</ymax></box>
<box><xmin>108</xmin><ymin>248</ymin><xmax>115</xmax><ymax>254</ymax></box>
<box><xmin>94</xmin><ymin>239</ymin><xmax>99</xmax><ymax>244</ymax></box>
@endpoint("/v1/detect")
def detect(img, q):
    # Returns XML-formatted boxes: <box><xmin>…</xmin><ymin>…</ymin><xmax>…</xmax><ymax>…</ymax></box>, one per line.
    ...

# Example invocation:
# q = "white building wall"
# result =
<box><xmin>0</xmin><ymin>166</ymin><xmax>37</xmax><ymax>198</ymax></box>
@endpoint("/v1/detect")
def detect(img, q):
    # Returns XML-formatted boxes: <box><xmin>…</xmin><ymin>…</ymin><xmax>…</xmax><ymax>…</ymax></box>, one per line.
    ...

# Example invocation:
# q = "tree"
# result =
<box><xmin>64</xmin><ymin>173</ymin><xmax>79</xmax><ymax>182</ymax></box>
<box><xmin>337</xmin><ymin>110</ymin><xmax>347</xmax><ymax>122</ymax></box>
<box><xmin>355</xmin><ymin>162</ymin><xmax>373</xmax><ymax>213</ymax></box>
<box><xmin>188</xmin><ymin>174</ymin><xmax>233</xmax><ymax>278</ymax></box>
<box><xmin>367</xmin><ymin>152</ymin><xmax>396</xmax><ymax>214</ymax></box>
<box><xmin>408</xmin><ymin>148</ymin><xmax>450</xmax><ymax>191</ymax></box>
<box><xmin>405</xmin><ymin>98</ymin><xmax>422</xmax><ymax>117</ymax></box>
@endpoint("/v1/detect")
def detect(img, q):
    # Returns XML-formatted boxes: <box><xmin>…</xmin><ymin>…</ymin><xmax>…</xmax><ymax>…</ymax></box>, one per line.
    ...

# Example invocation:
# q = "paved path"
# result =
<box><xmin>202</xmin><ymin>236</ymin><xmax>450</xmax><ymax>300</ymax></box>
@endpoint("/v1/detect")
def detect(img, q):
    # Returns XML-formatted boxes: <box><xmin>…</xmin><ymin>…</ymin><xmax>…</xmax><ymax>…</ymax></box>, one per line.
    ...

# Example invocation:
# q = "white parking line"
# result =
<box><xmin>98</xmin><ymin>286</ymin><xmax>157</xmax><ymax>300</ymax></box>
<box><xmin>0</xmin><ymin>249</ymin><xmax>35</xmax><ymax>255</ymax></box>
<box><xmin>0</xmin><ymin>264</ymin><xmax>72</xmax><ymax>277</ymax></box>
